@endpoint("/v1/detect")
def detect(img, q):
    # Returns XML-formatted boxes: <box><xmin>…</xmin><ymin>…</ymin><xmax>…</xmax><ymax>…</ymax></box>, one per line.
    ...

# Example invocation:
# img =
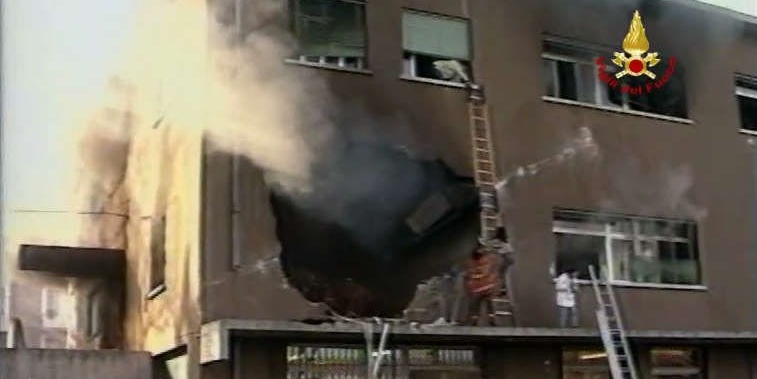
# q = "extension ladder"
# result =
<box><xmin>467</xmin><ymin>84</ymin><xmax>516</xmax><ymax>327</ymax></box>
<box><xmin>589</xmin><ymin>266</ymin><xmax>639</xmax><ymax>379</ymax></box>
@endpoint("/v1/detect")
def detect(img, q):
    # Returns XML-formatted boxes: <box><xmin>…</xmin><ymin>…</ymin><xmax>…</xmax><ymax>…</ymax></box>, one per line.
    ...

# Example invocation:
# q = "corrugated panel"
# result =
<box><xmin>0</xmin><ymin>349</ymin><xmax>152</xmax><ymax>379</ymax></box>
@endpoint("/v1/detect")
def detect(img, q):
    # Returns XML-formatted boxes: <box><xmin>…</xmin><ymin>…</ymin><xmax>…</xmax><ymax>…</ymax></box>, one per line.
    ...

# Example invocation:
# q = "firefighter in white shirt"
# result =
<box><xmin>555</xmin><ymin>268</ymin><xmax>579</xmax><ymax>328</ymax></box>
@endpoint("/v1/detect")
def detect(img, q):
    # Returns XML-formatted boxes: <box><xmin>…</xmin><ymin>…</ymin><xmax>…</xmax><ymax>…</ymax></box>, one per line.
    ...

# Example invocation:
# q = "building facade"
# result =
<box><xmin>193</xmin><ymin>0</ymin><xmax>757</xmax><ymax>378</ymax></box>
<box><xmin>10</xmin><ymin>0</ymin><xmax>757</xmax><ymax>378</ymax></box>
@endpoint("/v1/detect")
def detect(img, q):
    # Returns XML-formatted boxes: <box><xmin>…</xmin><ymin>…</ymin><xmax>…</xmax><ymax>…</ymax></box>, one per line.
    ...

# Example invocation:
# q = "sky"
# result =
<box><xmin>1</xmin><ymin>0</ymin><xmax>137</xmax><ymax>211</ymax></box>
<box><xmin>695</xmin><ymin>0</ymin><xmax>757</xmax><ymax>15</ymax></box>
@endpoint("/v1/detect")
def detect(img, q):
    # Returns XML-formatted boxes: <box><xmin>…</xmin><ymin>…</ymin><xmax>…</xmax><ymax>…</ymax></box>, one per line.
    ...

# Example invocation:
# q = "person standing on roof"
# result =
<box><xmin>465</xmin><ymin>245</ymin><xmax>500</xmax><ymax>326</ymax></box>
<box><xmin>555</xmin><ymin>268</ymin><xmax>580</xmax><ymax>328</ymax></box>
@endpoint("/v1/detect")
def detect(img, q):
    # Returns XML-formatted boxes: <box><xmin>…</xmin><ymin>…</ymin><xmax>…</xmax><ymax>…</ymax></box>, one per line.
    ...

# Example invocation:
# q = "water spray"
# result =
<box><xmin>494</xmin><ymin>127</ymin><xmax>599</xmax><ymax>192</ymax></box>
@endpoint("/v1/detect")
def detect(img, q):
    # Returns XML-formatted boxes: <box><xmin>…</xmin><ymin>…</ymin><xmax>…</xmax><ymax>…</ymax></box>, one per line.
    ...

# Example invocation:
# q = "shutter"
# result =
<box><xmin>293</xmin><ymin>0</ymin><xmax>365</xmax><ymax>57</ymax></box>
<box><xmin>402</xmin><ymin>12</ymin><xmax>469</xmax><ymax>60</ymax></box>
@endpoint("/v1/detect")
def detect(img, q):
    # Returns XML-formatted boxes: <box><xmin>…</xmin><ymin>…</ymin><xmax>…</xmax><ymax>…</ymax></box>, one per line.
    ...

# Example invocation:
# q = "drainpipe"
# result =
<box><xmin>230</xmin><ymin>0</ymin><xmax>243</xmax><ymax>270</ymax></box>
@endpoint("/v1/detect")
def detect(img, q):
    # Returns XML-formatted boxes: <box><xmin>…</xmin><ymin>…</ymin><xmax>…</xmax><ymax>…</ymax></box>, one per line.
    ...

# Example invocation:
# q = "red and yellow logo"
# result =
<box><xmin>596</xmin><ymin>10</ymin><xmax>676</xmax><ymax>95</ymax></box>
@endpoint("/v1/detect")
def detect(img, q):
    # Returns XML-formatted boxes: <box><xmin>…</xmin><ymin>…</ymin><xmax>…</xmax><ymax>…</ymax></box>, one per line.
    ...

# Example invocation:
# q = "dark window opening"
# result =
<box><xmin>543</xmin><ymin>40</ymin><xmax>688</xmax><ymax>118</ymax></box>
<box><xmin>148</xmin><ymin>215</ymin><xmax>167</xmax><ymax>299</ymax></box>
<box><xmin>610</xmin><ymin>59</ymin><xmax>689</xmax><ymax>118</ymax></box>
<box><xmin>561</xmin><ymin>347</ymin><xmax>610</xmax><ymax>379</ymax></box>
<box><xmin>650</xmin><ymin>347</ymin><xmax>705</xmax><ymax>379</ymax></box>
<box><xmin>737</xmin><ymin>76</ymin><xmax>757</xmax><ymax>132</ymax></box>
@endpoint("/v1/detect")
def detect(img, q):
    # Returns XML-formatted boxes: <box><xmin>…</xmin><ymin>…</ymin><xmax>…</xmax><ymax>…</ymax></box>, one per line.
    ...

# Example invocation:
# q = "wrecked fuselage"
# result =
<box><xmin>271</xmin><ymin>143</ymin><xmax>479</xmax><ymax>317</ymax></box>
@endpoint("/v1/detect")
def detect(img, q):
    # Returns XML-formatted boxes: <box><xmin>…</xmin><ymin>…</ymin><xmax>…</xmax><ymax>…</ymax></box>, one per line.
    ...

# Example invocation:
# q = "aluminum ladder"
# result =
<box><xmin>467</xmin><ymin>84</ymin><xmax>516</xmax><ymax>327</ymax></box>
<box><xmin>589</xmin><ymin>266</ymin><xmax>639</xmax><ymax>379</ymax></box>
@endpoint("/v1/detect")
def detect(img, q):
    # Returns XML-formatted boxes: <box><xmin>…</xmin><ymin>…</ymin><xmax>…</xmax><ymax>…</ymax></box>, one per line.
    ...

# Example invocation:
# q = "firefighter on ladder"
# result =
<box><xmin>464</xmin><ymin>232</ymin><xmax>514</xmax><ymax>325</ymax></box>
<box><xmin>465</xmin><ymin>245</ymin><xmax>503</xmax><ymax>326</ymax></box>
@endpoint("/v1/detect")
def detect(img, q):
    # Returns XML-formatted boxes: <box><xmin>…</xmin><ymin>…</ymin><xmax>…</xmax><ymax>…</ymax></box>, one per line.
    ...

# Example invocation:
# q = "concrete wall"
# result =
<box><xmin>0</xmin><ymin>349</ymin><xmax>152</xmax><ymax>379</ymax></box>
<box><xmin>201</xmin><ymin>0</ymin><xmax>757</xmax><ymax>332</ymax></box>
<box><xmin>120</xmin><ymin>0</ymin><xmax>206</xmax><ymax>356</ymax></box>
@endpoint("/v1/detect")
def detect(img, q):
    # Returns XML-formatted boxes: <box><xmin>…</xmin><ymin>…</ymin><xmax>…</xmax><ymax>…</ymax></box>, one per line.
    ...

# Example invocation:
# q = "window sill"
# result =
<box><xmin>572</xmin><ymin>279</ymin><xmax>707</xmax><ymax>291</ymax></box>
<box><xmin>542</xmin><ymin>96</ymin><xmax>694</xmax><ymax>125</ymax></box>
<box><xmin>399</xmin><ymin>75</ymin><xmax>467</xmax><ymax>89</ymax></box>
<box><xmin>146</xmin><ymin>283</ymin><xmax>167</xmax><ymax>300</ymax></box>
<box><xmin>283</xmin><ymin>59</ymin><xmax>373</xmax><ymax>75</ymax></box>
<box><xmin>739</xmin><ymin>128</ymin><xmax>757</xmax><ymax>136</ymax></box>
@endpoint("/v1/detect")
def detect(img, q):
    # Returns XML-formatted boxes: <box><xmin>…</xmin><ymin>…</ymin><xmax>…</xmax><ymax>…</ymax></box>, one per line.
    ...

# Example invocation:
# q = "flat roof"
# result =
<box><xmin>200</xmin><ymin>319</ymin><xmax>757</xmax><ymax>363</ymax></box>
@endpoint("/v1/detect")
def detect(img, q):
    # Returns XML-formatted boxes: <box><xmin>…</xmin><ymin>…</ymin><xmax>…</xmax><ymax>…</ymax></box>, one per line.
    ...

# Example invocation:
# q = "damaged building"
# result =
<box><xmin>4</xmin><ymin>0</ymin><xmax>757</xmax><ymax>378</ymax></box>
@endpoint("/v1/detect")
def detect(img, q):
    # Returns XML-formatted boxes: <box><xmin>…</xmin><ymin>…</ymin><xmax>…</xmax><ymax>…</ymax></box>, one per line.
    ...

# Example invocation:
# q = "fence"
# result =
<box><xmin>286</xmin><ymin>344</ymin><xmax>480</xmax><ymax>379</ymax></box>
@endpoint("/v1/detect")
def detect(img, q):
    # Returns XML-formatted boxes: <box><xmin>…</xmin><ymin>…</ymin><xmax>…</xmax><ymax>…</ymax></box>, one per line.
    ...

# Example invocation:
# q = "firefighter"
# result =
<box><xmin>465</xmin><ymin>245</ymin><xmax>500</xmax><ymax>326</ymax></box>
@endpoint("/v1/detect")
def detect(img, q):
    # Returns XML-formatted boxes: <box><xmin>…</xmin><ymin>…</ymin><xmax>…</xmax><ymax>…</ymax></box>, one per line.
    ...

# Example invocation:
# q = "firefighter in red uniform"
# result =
<box><xmin>465</xmin><ymin>245</ymin><xmax>500</xmax><ymax>326</ymax></box>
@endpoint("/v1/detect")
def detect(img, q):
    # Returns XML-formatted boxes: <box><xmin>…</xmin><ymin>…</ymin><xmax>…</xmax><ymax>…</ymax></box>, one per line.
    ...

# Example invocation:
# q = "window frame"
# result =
<box><xmin>542</xmin><ymin>37</ymin><xmax>691</xmax><ymax>123</ymax></box>
<box><xmin>561</xmin><ymin>346</ymin><xmax>611</xmax><ymax>379</ymax></box>
<box><xmin>541</xmin><ymin>50</ymin><xmax>628</xmax><ymax>109</ymax></box>
<box><xmin>736</xmin><ymin>75</ymin><xmax>757</xmax><ymax>135</ymax></box>
<box><xmin>286</xmin><ymin>0</ymin><xmax>370</xmax><ymax>73</ymax></box>
<box><xmin>400</xmin><ymin>9</ymin><xmax>472</xmax><ymax>86</ymax></box>
<box><xmin>146</xmin><ymin>215</ymin><xmax>167</xmax><ymax>300</ymax></box>
<box><xmin>552</xmin><ymin>209</ymin><xmax>705</xmax><ymax>290</ymax></box>
<box><xmin>649</xmin><ymin>347</ymin><xmax>706</xmax><ymax>379</ymax></box>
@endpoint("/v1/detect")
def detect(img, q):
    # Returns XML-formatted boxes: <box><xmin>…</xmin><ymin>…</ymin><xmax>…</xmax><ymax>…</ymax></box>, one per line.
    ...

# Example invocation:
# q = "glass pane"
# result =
<box><xmin>576</xmin><ymin>63</ymin><xmax>598</xmax><ymax>104</ymax></box>
<box><xmin>293</xmin><ymin>0</ymin><xmax>366</xmax><ymax>57</ymax></box>
<box><xmin>553</xmin><ymin>211</ymin><xmax>606</xmax><ymax>232</ymax></box>
<box><xmin>403</xmin><ymin>12</ymin><xmax>469</xmax><ymax>60</ymax></box>
<box><xmin>631</xmin><ymin>241</ymin><xmax>661</xmax><ymax>283</ymax></box>
<box><xmin>651</xmin><ymin>348</ymin><xmax>700</xmax><ymax>367</ymax></box>
<box><xmin>610</xmin><ymin>219</ymin><xmax>633</xmax><ymax>234</ymax></box>
<box><xmin>562</xmin><ymin>348</ymin><xmax>611</xmax><ymax>379</ymax></box>
<box><xmin>738</xmin><ymin>95</ymin><xmax>757</xmax><ymax>132</ymax></box>
<box><xmin>544</xmin><ymin>60</ymin><xmax>557</xmax><ymax>97</ymax></box>
<box><xmin>658</xmin><ymin>240</ymin><xmax>678</xmax><ymax>284</ymax></box>
<box><xmin>557</xmin><ymin>61</ymin><xmax>579</xmax><ymax>100</ymax></box>
<box><xmin>610</xmin><ymin>240</ymin><xmax>634</xmax><ymax>281</ymax></box>
<box><xmin>555</xmin><ymin>233</ymin><xmax>604</xmax><ymax>280</ymax></box>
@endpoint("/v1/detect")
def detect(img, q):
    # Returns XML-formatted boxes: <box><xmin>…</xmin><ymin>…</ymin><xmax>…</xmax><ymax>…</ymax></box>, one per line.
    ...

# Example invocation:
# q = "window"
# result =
<box><xmin>736</xmin><ymin>76</ymin><xmax>757</xmax><ymax>133</ymax></box>
<box><xmin>543</xmin><ymin>41</ymin><xmax>616</xmax><ymax>107</ymax></box>
<box><xmin>562</xmin><ymin>347</ymin><xmax>610</xmax><ymax>379</ymax></box>
<box><xmin>41</xmin><ymin>287</ymin><xmax>73</xmax><ymax>329</ymax></box>
<box><xmin>147</xmin><ymin>215</ymin><xmax>167</xmax><ymax>299</ymax></box>
<box><xmin>650</xmin><ymin>347</ymin><xmax>705</xmax><ymax>379</ymax></box>
<box><xmin>553</xmin><ymin>209</ymin><xmax>701</xmax><ymax>286</ymax></box>
<box><xmin>543</xmin><ymin>40</ymin><xmax>688</xmax><ymax>118</ymax></box>
<box><xmin>286</xmin><ymin>344</ymin><xmax>480</xmax><ymax>379</ymax></box>
<box><xmin>402</xmin><ymin>11</ymin><xmax>471</xmax><ymax>83</ymax></box>
<box><xmin>289</xmin><ymin>0</ymin><xmax>367</xmax><ymax>70</ymax></box>
<box><xmin>86</xmin><ymin>288</ymin><xmax>103</xmax><ymax>338</ymax></box>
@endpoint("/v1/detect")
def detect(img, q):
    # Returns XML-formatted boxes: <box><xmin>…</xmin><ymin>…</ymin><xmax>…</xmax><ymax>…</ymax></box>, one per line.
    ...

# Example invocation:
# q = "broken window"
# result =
<box><xmin>553</xmin><ymin>209</ymin><xmax>701</xmax><ymax>286</ymax></box>
<box><xmin>543</xmin><ymin>40</ymin><xmax>689</xmax><ymax>119</ymax></box>
<box><xmin>736</xmin><ymin>76</ymin><xmax>757</xmax><ymax>133</ymax></box>
<box><xmin>612</xmin><ymin>59</ymin><xmax>689</xmax><ymax>119</ymax></box>
<box><xmin>289</xmin><ymin>0</ymin><xmax>367</xmax><ymax>70</ymax></box>
<box><xmin>543</xmin><ymin>40</ymin><xmax>616</xmax><ymax>107</ymax></box>
<box><xmin>561</xmin><ymin>347</ymin><xmax>610</xmax><ymax>379</ymax></box>
<box><xmin>286</xmin><ymin>344</ymin><xmax>480</xmax><ymax>378</ymax></box>
<box><xmin>650</xmin><ymin>347</ymin><xmax>705</xmax><ymax>379</ymax></box>
<box><xmin>147</xmin><ymin>215</ymin><xmax>167</xmax><ymax>299</ymax></box>
<box><xmin>402</xmin><ymin>11</ymin><xmax>471</xmax><ymax>83</ymax></box>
